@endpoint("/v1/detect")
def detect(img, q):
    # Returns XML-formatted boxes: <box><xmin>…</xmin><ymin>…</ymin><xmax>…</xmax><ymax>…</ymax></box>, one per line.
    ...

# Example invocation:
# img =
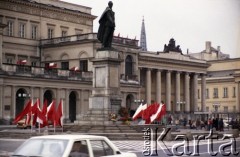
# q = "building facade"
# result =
<box><xmin>190</xmin><ymin>42</ymin><xmax>240</xmax><ymax>119</ymax></box>
<box><xmin>1</xmin><ymin>0</ymin><xmax>237</xmax><ymax>124</ymax></box>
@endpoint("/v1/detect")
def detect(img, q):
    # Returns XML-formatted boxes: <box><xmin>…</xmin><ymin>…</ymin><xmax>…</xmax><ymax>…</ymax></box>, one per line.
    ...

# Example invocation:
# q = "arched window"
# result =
<box><xmin>16</xmin><ymin>88</ymin><xmax>28</xmax><ymax>116</ymax></box>
<box><xmin>125</xmin><ymin>55</ymin><xmax>133</xmax><ymax>77</ymax></box>
<box><xmin>69</xmin><ymin>91</ymin><xmax>77</xmax><ymax>122</ymax></box>
<box><xmin>44</xmin><ymin>90</ymin><xmax>53</xmax><ymax>106</ymax></box>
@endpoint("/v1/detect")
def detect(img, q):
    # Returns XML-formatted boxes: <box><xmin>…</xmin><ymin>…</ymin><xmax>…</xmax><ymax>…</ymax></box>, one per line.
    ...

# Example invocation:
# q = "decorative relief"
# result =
<box><xmin>1</xmin><ymin>1</ymin><xmax>90</xmax><ymax>25</ymax></box>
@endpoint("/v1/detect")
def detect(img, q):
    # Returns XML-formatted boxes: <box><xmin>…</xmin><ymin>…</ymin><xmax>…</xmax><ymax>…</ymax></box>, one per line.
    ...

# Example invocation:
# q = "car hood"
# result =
<box><xmin>102</xmin><ymin>152</ymin><xmax>137</xmax><ymax>157</ymax></box>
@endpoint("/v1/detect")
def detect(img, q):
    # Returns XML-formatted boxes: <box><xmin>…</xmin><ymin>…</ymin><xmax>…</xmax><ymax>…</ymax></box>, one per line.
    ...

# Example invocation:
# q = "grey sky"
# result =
<box><xmin>62</xmin><ymin>0</ymin><xmax>240</xmax><ymax>58</ymax></box>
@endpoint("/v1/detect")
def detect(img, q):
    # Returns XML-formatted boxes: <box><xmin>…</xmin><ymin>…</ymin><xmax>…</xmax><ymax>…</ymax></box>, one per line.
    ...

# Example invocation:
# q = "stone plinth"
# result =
<box><xmin>77</xmin><ymin>50</ymin><xmax>122</xmax><ymax>125</ymax></box>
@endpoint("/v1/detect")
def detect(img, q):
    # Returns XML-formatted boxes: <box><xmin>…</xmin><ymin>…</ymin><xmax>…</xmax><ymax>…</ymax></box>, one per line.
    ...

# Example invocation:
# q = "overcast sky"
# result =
<box><xmin>62</xmin><ymin>0</ymin><xmax>240</xmax><ymax>58</ymax></box>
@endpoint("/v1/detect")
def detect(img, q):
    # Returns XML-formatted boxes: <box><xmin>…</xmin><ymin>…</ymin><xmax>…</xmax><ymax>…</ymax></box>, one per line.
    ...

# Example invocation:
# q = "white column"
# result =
<box><xmin>156</xmin><ymin>70</ymin><xmax>162</xmax><ymax>103</ymax></box>
<box><xmin>30</xmin><ymin>86</ymin><xmax>34</xmax><ymax>102</ymax></box>
<box><xmin>79</xmin><ymin>90</ymin><xmax>83</xmax><ymax>117</ymax></box>
<box><xmin>176</xmin><ymin>72</ymin><xmax>181</xmax><ymax>112</ymax></box>
<box><xmin>201</xmin><ymin>74</ymin><xmax>206</xmax><ymax>112</ymax></box>
<box><xmin>11</xmin><ymin>86</ymin><xmax>16</xmax><ymax>118</ymax></box>
<box><xmin>0</xmin><ymin>85</ymin><xmax>3</xmax><ymax>118</ymax></box>
<box><xmin>184</xmin><ymin>73</ymin><xmax>190</xmax><ymax>112</ymax></box>
<box><xmin>65</xmin><ymin>89</ymin><xmax>69</xmax><ymax>121</ymax></box>
<box><xmin>237</xmin><ymin>82</ymin><xmax>240</xmax><ymax>113</ymax></box>
<box><xmin>56</xmin><ymin>88</ymin><xmax>60</xmax><ymax>107</ymax></box>
<box><xmin>166</xmin><ymin>70</ymin><xmax>171</xmax><ymax>112</ymax></box>
<box><xmin>40</xmin><ymin>87</ymin><xmax>44</xmax><ymax>106</ymax></box>
<box><xmin>0</xmin><ymin>25</ymin><xmax>5</xmax><ymax>69</ymax></box>
<box><xmin>193</xmin><ymin>73</ymin><xmax>198</xmax><ymax>112</ymax></box>
<box><xmin>146</xmin><ymin>69</ymin><xmax>151</xmax><ymax>104</ymax></box>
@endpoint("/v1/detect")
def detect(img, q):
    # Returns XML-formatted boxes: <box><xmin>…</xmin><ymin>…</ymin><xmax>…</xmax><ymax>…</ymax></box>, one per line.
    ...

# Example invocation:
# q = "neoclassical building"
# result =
<box><xmin>191</xmin><ymin>42</ymin><xmax>240</xmax><ymax>119</ymax></box>
<box><xmin>1</xmin><ymin>0</ymin><xmax>237</xmax><ymax>124</ymax></box>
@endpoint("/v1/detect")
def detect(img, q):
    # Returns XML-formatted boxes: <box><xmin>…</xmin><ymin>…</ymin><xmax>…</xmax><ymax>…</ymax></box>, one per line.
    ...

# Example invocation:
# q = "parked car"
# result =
<box><xmin>11</xmin><ymin>134</ymin><xmax>137</xmax><ymax>157</ymax></box>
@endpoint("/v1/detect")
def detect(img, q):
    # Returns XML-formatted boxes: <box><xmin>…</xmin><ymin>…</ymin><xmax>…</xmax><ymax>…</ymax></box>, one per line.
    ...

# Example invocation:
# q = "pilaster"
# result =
<box><xmin>0</xmin><ymin>23</ymin><xmax>7</xmax><ymax>70</ymax></box>
<box><xmin>237</xmin><ymin>82</ymin><xmax>240</xmax><ymax>113</ymax></box>
<box><xmin>11</xmin><ymin>86</ymin><xmax>16</xmax><ymax>118</ymax></box>
<box><xmin>65</xmin><ymin>89</ymin><xmax>69</xmax><ymax>121</ymax></box>
<box><xmin>0</xmin><ymin>84</ymin><xmax>3</xmax><ymax>118</ymax></box>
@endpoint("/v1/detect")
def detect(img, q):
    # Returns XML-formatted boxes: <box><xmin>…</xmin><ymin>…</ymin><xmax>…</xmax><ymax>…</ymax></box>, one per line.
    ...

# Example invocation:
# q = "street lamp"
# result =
<box><xmin>18</xmin><ymin>93</ymin><xmax>31</xmax><ymax>98</ymax></box>
<box><xmin>176</xmin><ymin>101</ymin><xmax>186</xmax><ymax>112</ymax></box>
<box><xmin>212</xmin><ymin>103</ymin><xmax>221</xmax><ymax>118</ymax></box>
<box><xmin>134</xmin><ymin>99</ymin><xmax>144</xmax><ymax>104</ymax></box>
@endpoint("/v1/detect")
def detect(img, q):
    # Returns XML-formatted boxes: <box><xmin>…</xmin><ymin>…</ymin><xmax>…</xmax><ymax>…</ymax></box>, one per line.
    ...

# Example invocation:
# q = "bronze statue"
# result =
<box><xmin>163</xmin><ymin>38</ymin><xmax>182</xmax><ymax>54</ymax></box>
<box><xmin>97</xmin><ymin>1</ymin><xmax>115</xmax><ymax>49</ymax></box>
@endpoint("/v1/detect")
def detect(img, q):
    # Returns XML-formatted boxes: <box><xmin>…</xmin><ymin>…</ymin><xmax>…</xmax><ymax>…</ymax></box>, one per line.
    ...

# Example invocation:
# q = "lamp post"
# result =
<box><xmin>212</xmin><ymin>103</ymin><xmax>221</xmax><ymax>118</ymax></box>
<box><xmin>134</xmin><ymin>99</ymin><xmax>144</xmax><ymax>104</ymax></box>
<box><xmin>176</xmin><ymin>101</ymin><xmax>186</xmax><ymax>121</ymax></box>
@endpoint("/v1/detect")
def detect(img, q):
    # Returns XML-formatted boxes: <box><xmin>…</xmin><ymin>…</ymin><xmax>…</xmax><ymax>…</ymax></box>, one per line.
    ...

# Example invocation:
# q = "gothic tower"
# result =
<box><xmin>140</xmin><ymin>17</ymin><xmax>147</xmax><ymax>51</ymax></box>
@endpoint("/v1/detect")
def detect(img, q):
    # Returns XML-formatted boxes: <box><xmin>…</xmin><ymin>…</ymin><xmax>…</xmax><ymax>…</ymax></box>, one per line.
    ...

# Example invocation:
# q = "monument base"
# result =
<box><xmin>76</xmin><ymin>50</ymin><xmax>122</xmax><ymax>125</ymax></box>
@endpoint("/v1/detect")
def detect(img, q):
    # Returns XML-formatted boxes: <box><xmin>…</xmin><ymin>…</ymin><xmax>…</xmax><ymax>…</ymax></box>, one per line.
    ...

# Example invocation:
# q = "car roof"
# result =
<box><xmin>30</xmin><ymin>134</ymin><xmax>108</xmax><ymax>140</ymax></box>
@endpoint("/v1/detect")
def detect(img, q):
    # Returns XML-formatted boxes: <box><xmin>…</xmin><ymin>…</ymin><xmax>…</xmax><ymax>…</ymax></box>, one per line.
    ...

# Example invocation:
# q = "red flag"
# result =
<box><xmin>70</xmin><ymin>66</ymin><xmax>79</xmax><ymax>71</ymax></box>
<box><xmin>32</xmin><ymin>99</ymin><xmax>40</xmax><ymax>126</ymax></box>
<box><xmin>156</xmin><ymin>104</ymin><xmax>166</xmax><ymax>121</ymax></box>
<box><xmin>132</xmin><ymin>103</ymin><xmax>147</xmax><ymax>121</ymax></box>
<box><xmin>49</xmin><ymin>63</ymin><xmax>57</xmax><ymax>68</ymax></box>
<box><xmin>150</xmin><ymin>103</ymin><xmax>165</xmax><ymax>123</ymax></box>
<box><xmin>36</xmin><ymin>109</ymin><xmax>47</xmax><ymax>126</ymax></box>
<box><xmin>42</xmin><ymin>99</ymin><xmax>48</xmax><ymax>116</ymax></box>
<box><xmin>142</xmin><ymin>103</ymin><xmax>159</xmax><ymax>124</ymax></box>
<box><xmin>17</xmin><ymin>59</ymin><xmax>27</xmax><ymax>65</ymax></box>
<box><xmin>13</xmin><ymin>99</ymin><xmax>32</xmax><ymax>124</ymax></box>
<box><xmin>47</xmin><ymin>100</ymin><xmax>56</xmax><ymax>125</ymax></box>
<box><xmin>55</xmin><ymin>99</ymin><xmax>63</xmax><ymax>127</ymax></box>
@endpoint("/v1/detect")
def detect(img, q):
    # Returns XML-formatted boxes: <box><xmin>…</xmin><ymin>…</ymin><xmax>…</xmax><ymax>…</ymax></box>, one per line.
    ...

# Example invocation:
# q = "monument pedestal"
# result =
<box><xmin>76</xmin><ymin>50</ymin><xmax>122</xmax><ymax>125</ymax></box>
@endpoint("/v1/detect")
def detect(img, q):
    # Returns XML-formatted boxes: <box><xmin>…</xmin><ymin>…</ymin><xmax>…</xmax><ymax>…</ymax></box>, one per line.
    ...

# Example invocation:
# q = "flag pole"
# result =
<box><xmin>31</xmin><ymin>99</ymin><xmax>33</xmax><ymax>133</ymax></box>
<box><xmin>61</xmin><ymin>99</ymin><xmax>64</xmax><ymax>133</ymax></box>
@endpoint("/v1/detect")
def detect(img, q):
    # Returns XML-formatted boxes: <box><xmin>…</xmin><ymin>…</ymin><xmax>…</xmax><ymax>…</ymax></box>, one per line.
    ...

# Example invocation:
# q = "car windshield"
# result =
<box><xmin>12</xmin><ymin>138</ymin><xmax>69</xmax><ymax>157</ymax></box>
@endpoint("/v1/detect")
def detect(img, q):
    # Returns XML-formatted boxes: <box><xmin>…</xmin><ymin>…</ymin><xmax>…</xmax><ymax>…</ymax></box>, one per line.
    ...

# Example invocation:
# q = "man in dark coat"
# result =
<box><xmin>97</xmin><ymin>1</ymin><xmax>115</xmax><ymax>48</ymax></box>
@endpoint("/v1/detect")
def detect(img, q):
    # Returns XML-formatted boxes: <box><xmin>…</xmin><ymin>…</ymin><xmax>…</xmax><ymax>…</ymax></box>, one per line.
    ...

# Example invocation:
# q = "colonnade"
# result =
<box><xmin>145</xmin><ymin>69</ymin><xmax>206</xmax><ymax>114</ymax></box>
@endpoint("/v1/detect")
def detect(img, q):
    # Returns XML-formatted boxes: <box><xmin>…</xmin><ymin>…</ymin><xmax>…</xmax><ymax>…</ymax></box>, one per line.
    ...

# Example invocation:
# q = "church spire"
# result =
<box><xmin>140</xmin><ymin>16</ymin><xmax>147</xmax><ymax>51</ymax></box>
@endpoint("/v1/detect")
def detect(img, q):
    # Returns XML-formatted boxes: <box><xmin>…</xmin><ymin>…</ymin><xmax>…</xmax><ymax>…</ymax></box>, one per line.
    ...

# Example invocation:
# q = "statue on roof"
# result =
<box><xmin>163</xmin><ymin>38</ymin><xmax>182</xmax><ymax>54</ymax></box>
<box><xmin>97</xmin><ymin>1</ymin><xmax>115</xmax><ymax>49</ymax></box>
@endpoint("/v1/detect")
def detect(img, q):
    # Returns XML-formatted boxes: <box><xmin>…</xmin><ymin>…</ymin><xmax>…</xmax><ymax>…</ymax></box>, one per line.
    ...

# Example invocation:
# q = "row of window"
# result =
<box><xmin>7</xmin><ymin>20</ymin><xmax>38</xmax><ymax>39</ymax></box>
<box><xmin>206</xmin><ymin>106</ymin><xmax>236</xmax><ymax>112</ymax></box>
<box><xmin>198</xmin><ymin>87</ymin><xmax>236</xmax><ymax>99</ymax></box>
<box><xmin>6</xmin><ymin>19</ymin><xmax>83</xmax><ymax>39</ymax></box>
<box><xmin>5</xmin><ymin>57</ymin><xmax>88</xmax><ymax>72</ymax></box>
<box><xmin>56</xmin><ymin>60</ymin><xmax>88</xmax><ymax>72</ymax></box>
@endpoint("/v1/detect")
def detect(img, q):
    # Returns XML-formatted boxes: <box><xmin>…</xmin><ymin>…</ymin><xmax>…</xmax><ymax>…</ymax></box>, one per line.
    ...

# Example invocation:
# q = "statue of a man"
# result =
<box><xmin>97</xmin><ymin>1</ymin><xmax>115</xmax><ymax>49</ymax></box>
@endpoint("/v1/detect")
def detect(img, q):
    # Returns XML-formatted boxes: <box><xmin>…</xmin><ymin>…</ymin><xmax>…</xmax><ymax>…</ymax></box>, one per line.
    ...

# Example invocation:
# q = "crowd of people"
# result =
<box><xmin>167</xmin><ymin>115</ymin><xmax>240</xmax><ymax>131</ymax></box>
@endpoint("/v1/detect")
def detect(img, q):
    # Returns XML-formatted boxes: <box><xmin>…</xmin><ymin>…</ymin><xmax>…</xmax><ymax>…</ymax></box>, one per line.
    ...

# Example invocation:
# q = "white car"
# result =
<box><xmin>11</xmin><ymin>134</ymin><xmax>137</xmax><ymax>157</ymax></box>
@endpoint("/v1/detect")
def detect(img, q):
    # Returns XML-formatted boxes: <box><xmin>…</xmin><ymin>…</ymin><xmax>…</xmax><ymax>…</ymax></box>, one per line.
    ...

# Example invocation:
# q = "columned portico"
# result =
<box><xmin>146</xmin><ymin>68</ymin><xmax>151</xmax><ymax>104</ymax></box>
<box><xmin>175</xmin><ymin>71</ymin><xmax>181</xmax><ymax>112</ymax></box>
<box><xmin>156</xmin><ymin>70</ymin><xmax>162</xmax><ymax>103</ymax></box>
<box><xmin>166</xmin><ymin>70</ymin><xmax>171</xmax><ymax>112</ymax></box>
<box><xmin>201</xmin><ymin>74</ymin><xmax>206</xmax><ymax>112</ymax></box>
